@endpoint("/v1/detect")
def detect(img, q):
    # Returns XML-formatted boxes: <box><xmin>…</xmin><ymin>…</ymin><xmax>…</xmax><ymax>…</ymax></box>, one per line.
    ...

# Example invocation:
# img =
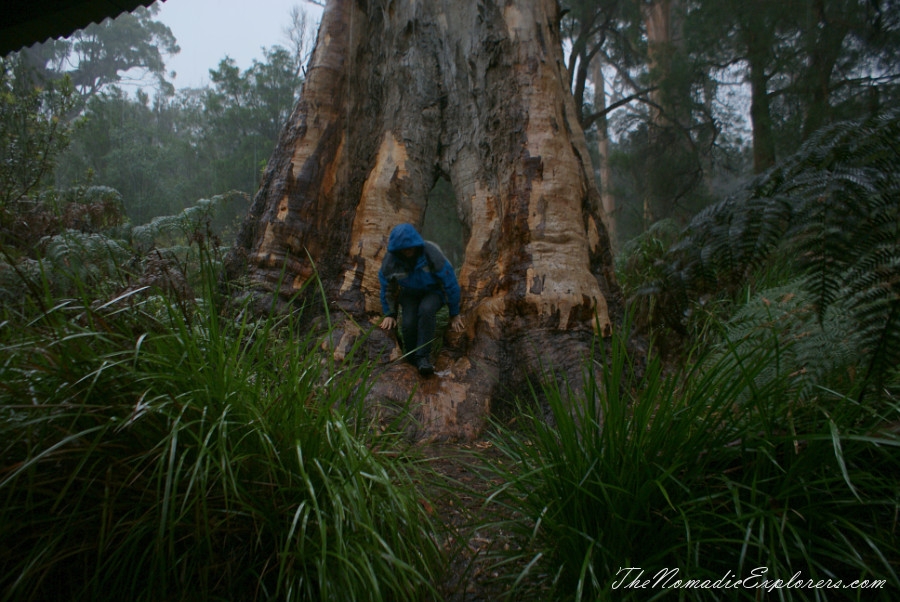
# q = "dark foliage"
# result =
<box><xmin>632</xmin><ymin>112</ymin><xmax>900</xmax><ymax>391</ymax></box>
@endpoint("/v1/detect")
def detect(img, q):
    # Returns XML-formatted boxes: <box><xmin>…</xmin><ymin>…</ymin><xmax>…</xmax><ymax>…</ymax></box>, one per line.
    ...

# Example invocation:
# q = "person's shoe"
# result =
<box><xmin>416</xmin><ymin>358</ymin><xmax>434</xmax><ymax>376</ymax></box>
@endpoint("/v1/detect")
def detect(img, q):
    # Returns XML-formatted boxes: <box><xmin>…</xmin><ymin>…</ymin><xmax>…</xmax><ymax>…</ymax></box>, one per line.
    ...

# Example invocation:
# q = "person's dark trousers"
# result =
<box><xmin>398</xmin><ymin>289</ymin><xmax>443</xmax><ymax>363</ymax></box>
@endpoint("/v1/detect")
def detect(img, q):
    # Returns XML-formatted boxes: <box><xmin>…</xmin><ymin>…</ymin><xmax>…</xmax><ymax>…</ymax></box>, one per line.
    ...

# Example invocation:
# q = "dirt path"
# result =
<box><xmin>418</xmin><ymin>441</ymin><xmax>547</xmax><ymax>601</ymax></box>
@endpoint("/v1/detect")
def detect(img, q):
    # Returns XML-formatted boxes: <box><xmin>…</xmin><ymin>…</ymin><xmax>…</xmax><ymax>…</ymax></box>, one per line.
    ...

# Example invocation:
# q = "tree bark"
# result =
<box><xmin>591</xmin><ymin>57</ymin><xmax>616</xmax><ymax>250</ymax></box>
<box><xmin>227</xmin><ymin>0</ymin><xmax>621</xmax><ymax>441</ymax></box>
<box><xmin>742</xmin><ymin>13</ymin><xmax>777</xmax><ymax>173</ymax></box>
<box><xmin>799</xmin><ymin>0</ymin><xmax>846</xmax><ymax>140</ymax></box>
<box><xmin>641</xmin><ymin>0</ymin><xmax>673</xmax><ymax>127</ymax></box>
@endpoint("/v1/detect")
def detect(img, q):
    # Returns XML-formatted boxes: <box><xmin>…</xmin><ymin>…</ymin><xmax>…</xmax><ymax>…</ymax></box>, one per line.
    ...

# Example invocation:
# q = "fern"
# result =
<box><xmin>1</xmin><ymin>193</ymin><xmax>240</xmax><ymax>312</ymax></box>
<box><xmin>39</xmin><ymin>185</ymin><xmax>127</xmax><ymax>233</ymax></box>
<box><xmin>27</xmin><ymin>230</ymin><xmax>130</xmax><ymax>299</ymax></box>
<box><xmin>131</xmin><ymin>194</ymin><xmax>234</xmax><ymax>253</ymax></box>
<box><xmin>636</xmin><ymin>111</ymin><xmax>900</xmax><ymax>392</ymax></box>
<box><xmin>712</xmin><ymin>282</ymin><xmax>864</xmax><ymax>401</ymax></box>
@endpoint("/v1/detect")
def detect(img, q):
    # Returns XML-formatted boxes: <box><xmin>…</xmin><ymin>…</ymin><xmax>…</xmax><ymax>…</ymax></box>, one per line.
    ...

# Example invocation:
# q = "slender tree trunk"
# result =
<box><xmin>744</xmin><ymin>21</ymin><xmax>776</xmax><ymax>172</ymax></box>
<box><xmin>639</xmin><ymin>0</ymin><xmax>700</xmax><ymax>225</ymax></box>
<box><xmin>800</xmin><ymin>0</ymin><xmax>845</xmax><ymax>139</ymax></box>
<box><xmin>227</xmin><ymin>0</ymin><xmax>621</xmax><ymax>441</ymax></box>
<box><xmin>642</xmin><ymin>0</ymin><xmax>672</xmax><ymax>126</ymax></box>
<box><xmin>591</xmin><ymin>57</ymin><xmax>616</xmax><ymax>250</ymax></box>
<box><xmin>729</xmin><ymin>0</ymin><xmax>781</xmax><ymax>173</ymax></box>
<box><xmin>640</xmin><ymin>0</ymin><xmax>671</xmax><ymax>229</ymax></box>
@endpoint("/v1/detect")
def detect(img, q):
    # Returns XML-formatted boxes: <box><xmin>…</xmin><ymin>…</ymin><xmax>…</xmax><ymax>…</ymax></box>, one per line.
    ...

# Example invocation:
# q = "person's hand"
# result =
<box><xmin>380</xmin><ymin>316</ymin><xmax>397</xmax><ymax>330</ymax></box>
<box><xmin>450</xmin><ymin>315</ymin><xmax>465</xmax><ymax>332</ymax></box>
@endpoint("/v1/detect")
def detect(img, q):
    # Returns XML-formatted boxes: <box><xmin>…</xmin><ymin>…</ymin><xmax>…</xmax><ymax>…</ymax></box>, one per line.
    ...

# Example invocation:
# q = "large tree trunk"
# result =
<box><xmin>799</xmin><ymin>0</ymin><xmax>846</xmax><ymax>141</ymax></box>
<box><xmin>227</xmin><ymin>0</ymin><xmax>621</xmax><ymax>441</ymax></box>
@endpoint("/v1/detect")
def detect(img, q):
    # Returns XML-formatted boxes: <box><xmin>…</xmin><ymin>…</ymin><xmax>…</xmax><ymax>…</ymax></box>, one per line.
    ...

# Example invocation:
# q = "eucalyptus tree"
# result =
<box><xmin>199</xmin><ymin>47</ymin><xmax>305</xmax><ymax>195</ymax></box>
<box><xmin>54</xmin><ymin>42</ymin><xmax>307</xmax><ymax>226</ymax></box>
<box><xmin>56</xmin><ymin>87</ymin><xmax>197</xmax><ymax>224</ymax></box>
<box><xmin>17</xmin><ymin>5</ymin><xmax>179</xmax><ymax>108</ymax></box>
<box><xmin>559</xmin><ymin>0</ymin><xmax>642</xmax><ymax>246</ymax></box>
<box><xmin>790</xmin><ymin>0</ymin><xmax>900</xmax><ymax>139</ymax></box>
<box><xmin>227</xmin><ymin>0</ymin><xmax>622</xmax><ymax>441</ymax></box>
<box><xmin>688</xmin><ymin>0</ymin><xmax>900</xmax><ymax>173</ymax></box>
<box><xmin>562</xmin><ymin>0</ymin><xmax>721</xmax><ymax>240</ymax></box>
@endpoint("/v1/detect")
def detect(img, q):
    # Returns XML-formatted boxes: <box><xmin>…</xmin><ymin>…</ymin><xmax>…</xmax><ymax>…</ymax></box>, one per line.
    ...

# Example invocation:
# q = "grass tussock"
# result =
<box><xmin>0</xmin><ymin>266</ymin><xmax>442</xmax><ymax>602</ymax></box>
<box><xmin>487</xmin><ymin>327</ymin><xmax>900</xmax><ymax>601</ymax></box>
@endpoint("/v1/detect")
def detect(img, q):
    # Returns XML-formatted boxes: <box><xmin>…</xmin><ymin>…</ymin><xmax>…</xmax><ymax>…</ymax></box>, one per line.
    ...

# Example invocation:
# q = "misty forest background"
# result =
<box><xmin>2</xmin><ymin>1</ymin><xmax>900</xmax><ymax>601</ymax></box>
<box><xmin>5</xmin><ymin>1</ymin><xmax>900</xmax><ymax>258</ymax></box>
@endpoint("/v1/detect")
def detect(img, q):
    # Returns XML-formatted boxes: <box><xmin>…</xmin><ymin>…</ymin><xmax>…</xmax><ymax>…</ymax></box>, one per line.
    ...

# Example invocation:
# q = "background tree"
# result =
<box><xmin>558</xmin><ymin>0</ymin><xmax>900</xmax><ymax>248</ymax></box>
<box><xmin>227</xmin><ymin>0</ymin><xmax>622</xmax><ymax>441</ymax></box>
<box><xmin>54</xmin><ymin>42</ymin><xmax>308</xmax><ymax>228</ymax></box>
<box><xmin>561</xmin><ymin>0</ymin><xmax>721</xmax><ymax>242</ymax></box>
<box><xmin>0</xmin><ymin>55</ymin><xmax>78</xmax><ymax>250</ymax></box>
<box><xmin>284</xmin><ymin>4</ymin><xmax>318</xmax><ymax>80</ymax></box>
<box><xmin>0</xmin><ymin>56</ymin><xmax>76</xmax><ymax>207</ymax></box>
<box><xmin>688</xmin><ymin>0</ymin><xmax>900</xmax><ymax>173</ymax></box>
<box><xmin>198</xmin><ymin>47</ymin><xmax>305</xmax><ymax>194</ymax></box>
<box><xmin>55</xmin><ymin>88</ymin><xmax>196</xmax><ymax>223</ymax></box>
<box><xmin>46</xmin><ymin>4</ymin><xmax>316</xmax><ymax>230</ymax></box>
<box><xmin>18</xmin><ymin>5</ymin><xmax>179</xmax><ymax>108</ymax></box>
<box><xmin>792</xmin><ymin>0</ymin><xmax>900</xmax><ymax>139</ymax></box>
<box><xmin>637</xmin><ymin>0</ymin><xmax>714</xmax><ymax>227</ymax></box>
<box><xmin>559</xmin><ymin>0</ymin><xmax>641</xmax><ymax>248</ymax></box>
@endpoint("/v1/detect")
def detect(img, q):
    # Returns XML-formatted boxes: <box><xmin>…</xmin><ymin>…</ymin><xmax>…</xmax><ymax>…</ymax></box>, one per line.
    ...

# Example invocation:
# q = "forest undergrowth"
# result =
<box><xmin>2</xmin><ymin>113</ymin><xmax>899</xmax><ymax>601</ymax></box>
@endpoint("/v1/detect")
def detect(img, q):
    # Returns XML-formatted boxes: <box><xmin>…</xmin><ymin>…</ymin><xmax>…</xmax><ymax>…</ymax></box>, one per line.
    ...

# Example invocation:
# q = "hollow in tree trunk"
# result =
<box><xmin>226</xmin><ymin>0</ymin><xmax>622</xmax><ymax>441</ymax></box>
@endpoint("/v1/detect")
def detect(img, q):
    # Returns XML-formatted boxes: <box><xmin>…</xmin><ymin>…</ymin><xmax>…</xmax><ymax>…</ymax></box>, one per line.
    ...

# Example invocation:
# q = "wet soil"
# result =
<box><xmin>418</xmin><ymin>440</ymin><xmax>551</xmax><ymax>602</ymax></box>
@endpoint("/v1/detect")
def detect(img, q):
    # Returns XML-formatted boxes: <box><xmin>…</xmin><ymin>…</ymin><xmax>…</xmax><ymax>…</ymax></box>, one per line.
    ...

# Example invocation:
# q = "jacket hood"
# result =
<box><xmin>387</xmin><ymin>223</ymin><xmax>425</xmax><ymax>252</ymax></box>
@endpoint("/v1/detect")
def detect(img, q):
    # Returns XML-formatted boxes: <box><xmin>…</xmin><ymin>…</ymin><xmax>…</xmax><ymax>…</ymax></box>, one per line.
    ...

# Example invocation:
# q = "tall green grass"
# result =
<box><xmin>487</xmin><ymin>327</ymin><xmax>900</xmax><ymax>601</ymax></box>
<box><xmin>0</xmin><ymin>261</ymin><xmax>442</xmax><ymax>601</ymax></box>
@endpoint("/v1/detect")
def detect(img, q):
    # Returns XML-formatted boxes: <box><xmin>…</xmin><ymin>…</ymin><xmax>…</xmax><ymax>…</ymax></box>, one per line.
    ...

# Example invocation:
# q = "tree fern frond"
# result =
<box><xmin>629</xmin><ymin>111</ymin><xmax>900</xmax><ymax>389</ymax></box>
<box><xmin>843</xmin><ymin>247</ymin><xmax>900</xmax><ymax>295</ymax></box>
<box><xmin>130</xmin><ymin>195</ymin><xmax>234</xmax><ymax>252</ymax></box>
<box><xmin>715</xmin><ymin>283</ymin><xmax>864</xmax><ymax>401</ymax></box>
<box><xmin>854</xmin><ymin>297</ymin><xmax>900</xmax><ymax>392</ymax></box>
<box><xmin>40</xmin><ymin>230</ymin><xmax>131</xmax><ymax>287</ymax></box>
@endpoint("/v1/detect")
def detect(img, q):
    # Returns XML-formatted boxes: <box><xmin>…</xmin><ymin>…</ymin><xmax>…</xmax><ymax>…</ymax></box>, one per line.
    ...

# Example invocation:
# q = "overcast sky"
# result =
<box><xmin>151</xmin><ymin>0</ymin><xmax>323</xmax><ymax>89</ymax></box>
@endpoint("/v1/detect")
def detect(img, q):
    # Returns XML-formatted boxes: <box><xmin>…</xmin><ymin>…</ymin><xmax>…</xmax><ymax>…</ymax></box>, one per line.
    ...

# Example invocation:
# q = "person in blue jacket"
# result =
<box><xmin>379</xmin><ymin>223</ymin><xmax>465</xmax><ymax>376</ymax></box>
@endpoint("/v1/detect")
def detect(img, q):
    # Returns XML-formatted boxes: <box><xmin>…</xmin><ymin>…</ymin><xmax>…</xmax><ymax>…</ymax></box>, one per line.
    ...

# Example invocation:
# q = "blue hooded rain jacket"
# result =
<box><xmin>378</xmin><ymin>223</ymin><xmax>461</xmax><ymax>318</ymax></box>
